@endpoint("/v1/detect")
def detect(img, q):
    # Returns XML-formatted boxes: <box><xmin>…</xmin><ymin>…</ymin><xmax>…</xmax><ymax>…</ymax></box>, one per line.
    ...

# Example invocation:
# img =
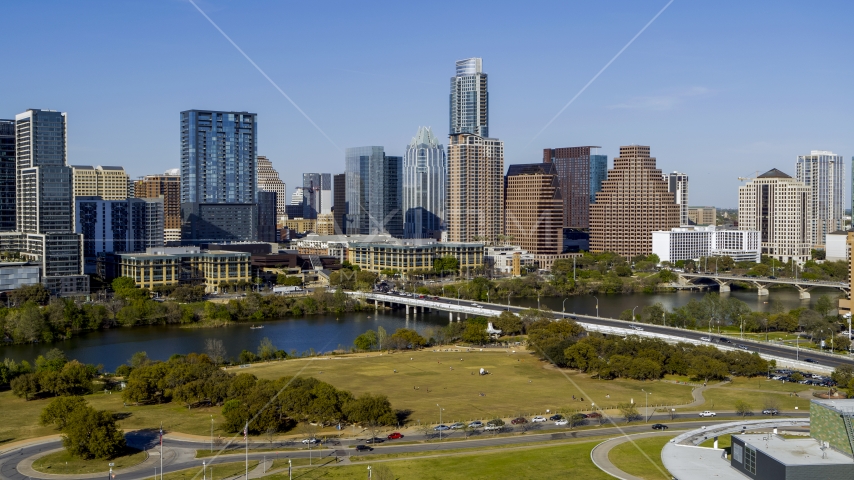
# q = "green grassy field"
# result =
<box><xmin>31</xmin><ymin>448</ymin><xmax>146</xmax><ymax>474</ymax></box>
<box><xmin>247</xmin><ymin>350</ymin><xmax>696</xmax><ymax>425</ymax></box>
<box><xmin>266</xmin><ymin>440</ymin><xmax>612</xmax><ymax>480</ymax></box>
<box><xmin>163</xmin><ymin>461</ymin><xmax>258</xmax><ymax>480</ymax></box>
<box><xmin>702</xmin><ymin>377</ymin><xmax>812</xmax><ymax>412</ymax></box>
<box><xmin>608</xmin><ymin>435</ymin><xmax>673</xmax><ymax>480</ymax></box>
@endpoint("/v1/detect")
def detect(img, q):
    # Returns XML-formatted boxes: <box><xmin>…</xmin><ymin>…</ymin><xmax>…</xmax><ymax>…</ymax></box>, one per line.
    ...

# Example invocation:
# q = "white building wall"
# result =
<box><xmin>825</xmin><ymin>232</ymin><xmax>849</xmax><ymax>261</ymax></box>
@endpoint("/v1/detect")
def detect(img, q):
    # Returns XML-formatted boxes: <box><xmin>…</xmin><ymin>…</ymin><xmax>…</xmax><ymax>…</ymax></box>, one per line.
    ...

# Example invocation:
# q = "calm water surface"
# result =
<box><xmin>1</xmin><ymin>287</ymin><xmax>841</xmax><ymax>371</ymax></box>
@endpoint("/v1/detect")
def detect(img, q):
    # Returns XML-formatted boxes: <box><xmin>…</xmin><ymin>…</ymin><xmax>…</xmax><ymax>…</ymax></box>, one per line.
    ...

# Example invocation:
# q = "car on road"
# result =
<box><xmin>511</xmin><ymin>417</ymin><xmax>528</xmax><ymax>424</ymax></box>
<box><xmin>762</xmin><ymin>409</ymin><xmax>780</xmax><ymax>415</ymax></box>
<box><xmin>631</xmin><ymin>325</ymin><xmax>644</xmax><ymax>331</ymax></box>
<box><xmin>700</xmin><ymin>336</ymin><xmax>711</xmax><ymax>342</ymax></box>
<box><xmin>804</xmin><ymin>358</ymin><xmax>816</xmax><ymax>363</ymax></box>
<box><xmin>554</xmin><ymin>419</ymin><xmax>568</xmax><ymax>426</ymax></box>
<box><xmin>471</xmin><ymin>303</ymin><xmax>479</xmax><ymax>307</ymax></box>
<box><xmin>355</xmin><ymin>445</ymin><xmax>373</xmax><ymax>452</ymax></box>
<box><xmin>302</xmin><ymin>438</ymin><xmax>318</xmax><ymax>444</ymax></box>
<box><xmin>484</xmin><ymin>423</ymin><xmax>503</xmax><ymax>431</ymax></box>
<box><xmin>433</xmin><ymin>424</ymin><xmax>450</xmax><ymax>431</ymax></box>
<box><xmin>585</xmin><ymin>412</ymin><xmax>602</xmax><ymax>419</ymax></box>
<box><xmin>738</xmin><ymin>344</ymin><xmax>750</xmax><ymax>351</ymax></box>
<box><xmin>449</xmin><ymin>422</ymin><xmax>465</xmax><ymax>429</ymax></box>
<box><xmin>532</xmin><ymin>416</ymin><xmax>547</xmax><ymax>423</ymax></box>
<box><xmin>548</xmin><ymin>414</ymin><xmax>563</xmax><ymax>421</ymax></box>
<box><xmin>651</xmin><ymin>424</ymin><xmax>669</xmax><ymax>430</ymax></box>
<box><xmin>468</xmin><ymin>421</ymin><xmax>484</xmax><ymax>428</ymax></box>
<box><xmin>699</xmin><ymin>411</ymin><xmax>717</xmax><ymax>417</ymax></box>
<box><xmin>719</xmin><ymin>337</ymin><xmax>731</xmax><ymax>344</ymax></box>
<box><xmin>387</xmin><ymin>432</ymin><xmax>403</xmax><ymax>440</ymax></box>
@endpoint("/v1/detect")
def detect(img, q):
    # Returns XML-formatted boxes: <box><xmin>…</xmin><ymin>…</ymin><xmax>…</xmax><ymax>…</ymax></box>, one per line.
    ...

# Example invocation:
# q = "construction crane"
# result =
<box><xmin>737</xmin><ymin>171</ymin><xmax>759</xmax><ymax>182</ymax></box>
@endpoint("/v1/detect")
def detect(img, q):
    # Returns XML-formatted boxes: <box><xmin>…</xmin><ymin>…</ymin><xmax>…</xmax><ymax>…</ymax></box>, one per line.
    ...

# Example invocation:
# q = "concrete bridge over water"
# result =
<box><xmin>676</xmin><ymin>272</ymin><xmax>849</xmax><ymax>299</ymax></box>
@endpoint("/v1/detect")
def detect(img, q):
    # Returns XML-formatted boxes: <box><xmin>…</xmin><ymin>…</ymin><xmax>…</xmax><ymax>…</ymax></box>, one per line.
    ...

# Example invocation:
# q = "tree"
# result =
<box><xmin>617</xmin><ymin>403</ymin><xmax>640</xmax><ymax>423</ymax></box>
<box><xmin>11</xmin><ymin>373</ymin><xmax>40</xmax><ymax>400</ymax></box>
<box><xmin>257</xmin><ymin>337</ymin><xmax>277</xmax><ymax>360</ymax></box>
<box><xmin>762</xmin><ymin>396</ymin><xmax>780</xmax><ymax>412</ymax></box>
<box><xmin>568</xmin><ymin>413</ymin><xmax>586</xmax><ymax>429</ymax></box>
<box><xmin>461</xmin><ymin>323</ymin><xmax>488</xmax><ymax>345</ymax></box>
<box><xmin>343</xmin><ymin>393</ymin><xmax>396</xmax><ymax>425</ymax></box>
<box><xmin>354</xmin><ymin>330</ymin><xmax>378</xmax><ymax>351</ymax></box>
<box><xmin>205</xmin><ymin>339</ymin><xmax>227</xmax><ymax>365</ymax></box>
<box><xmin>377</xmin><ymin>326</ymin><xmax>388</xmax><ymax>350</ymax></box>
<box><xmin>62</xmin><ymin>406</ymin><xmax>127</xmax><ymax>459</ymax></box>
<box><xmin>9</xmin><ymin>284</ymin><xmax>50</xmax><ymax>306</ymax></box>
<box><xmin>40</xmin><ymin>396</ymin><xmax>88</xmax><ymax>430</ymax></box>
<box><xmin>388</xmin><ymin>328</ymin><xmax>426</xmax><ymax>349</ymax></box>
<box><xmin>831</xmin><ymin>365</ymin><xmax>854</xmax><ymax>388</ymax></box>
<box><xmin>493</xmin><ymin>311</ymin><xmax>523</xmax><ymax>335</ymax></box>
<box><xmin>433</xmin><ymin>256</ymin><xmax>459</xmax><ymax>273</ymax></box>
<box><xmin>815</xmin><ymin>295</ymin><xmax>834</xmax><ymax>318</ymax></box>
<box><xmin>371</xmin><ymin>465</ymin><xmax>394</xmax><ymax>480</ymax></box>
<box><xmin>735</xmin><ymin>400</ymin><xmax>752</xmax><ymax>418</ymax></box>
<box><xmin>129</xmin><ymin>351</ymin><xmax>150</xmax><ymax>369</ymax></box>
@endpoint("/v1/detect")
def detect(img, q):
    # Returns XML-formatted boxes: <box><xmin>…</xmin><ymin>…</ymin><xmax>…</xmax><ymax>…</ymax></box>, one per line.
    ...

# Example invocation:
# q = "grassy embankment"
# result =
<box><xmin>608</xmin><ymin>435</ymin><xmax>673</xmax><ymax>480</ymax></box>
<box><xmin>31</xmin><ymin>448</ymin><xmax>146</xmax><ymax>474</ymax></box>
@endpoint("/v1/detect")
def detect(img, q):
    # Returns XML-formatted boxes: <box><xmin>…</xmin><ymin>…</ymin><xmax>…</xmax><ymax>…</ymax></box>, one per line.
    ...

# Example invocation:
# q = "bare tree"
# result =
<box><xmin>205</xmin><ymin>339</ymin><xmax>227</xmax><ymax>365</ymax></box>
<box><xmin>299</xmin><ymin>422</ymin><xmax>319</xmax><ymax>442</ymax></box>
<box><xmin>372</xmin><ymin>465</ymin><xmax>394</xmax><ymax>480</ymax></box>
<box><xmin>762</xmin><ymin>396</ymin><xmax>780</xmax><ymax>412</ymax></box>
<box><xmin>265</xmin><ymin>427</ymin><xmax>277</xmax><ymax>447</ymax></box>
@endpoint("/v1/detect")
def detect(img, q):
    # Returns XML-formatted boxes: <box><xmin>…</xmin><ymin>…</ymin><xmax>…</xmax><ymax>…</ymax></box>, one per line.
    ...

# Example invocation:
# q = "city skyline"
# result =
<box><xmin>2</xmin><ymin>1</ymin><xmax>851</xmax><ymax>208</ymax></box>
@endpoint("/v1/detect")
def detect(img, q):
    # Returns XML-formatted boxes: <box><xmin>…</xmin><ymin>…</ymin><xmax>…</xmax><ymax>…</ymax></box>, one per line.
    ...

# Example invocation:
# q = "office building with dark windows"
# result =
<box><xmin>543</xmin><ymin>146</ymin><xmax>607</xmax><ymax>229</ymax></box>
<box><xmin>344</xmin><ymin>146</ymin><xmax>402</xmax><ymax>237</ymax></box>
<box><xmin>504</xmin><ymin>163</ymin><xmax>563</xmax><ymax>255</ymax></box>
<box><xmin>0</xmin><ymin>109</ymin><xmax>86</xmax><ymax>295</ymax></box>
<box><xmin>180</xmin><ymin>110</ymin><xmax>258</xmax><ymax>243</ymax></box>
<box><xmin>403</xmin><ymin>126</ymin><xmax>445</xmax><ymax>239</ymax></box>
<box><xmin>256</xmin><ymin>190</ymin><xmax>278</xmax><ymax>243</ymax></box>
<box><xmin>332</xmin><ymin>173</ymin><xmax>346</xmax><ymax>235</ymax></box>
<box><xmin>0</xmin><ymin>120</ymin><xmax>15</xmax><ymax>231</ymax></box>
<box><xmin>450</xmin><ymin>58</ymin><xmax>488</xmax><ymax>137</ymax></box>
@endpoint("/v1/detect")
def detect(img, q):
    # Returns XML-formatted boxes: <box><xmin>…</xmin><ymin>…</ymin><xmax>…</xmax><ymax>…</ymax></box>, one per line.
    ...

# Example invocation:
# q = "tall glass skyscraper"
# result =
<box><xmin>403</xmin><ymin>126</ymin><xmax>446</xmax><ymax>239</ymax></box>
<box><xmin>345</xmin><ymin>146</ymin><xmax>402</xmax><ymax>237</ymax></box>
<box><xmin>0</xmin><ymin>120</ymin><xmax>15</xmax><ymax>231</ymax></box>
<box><xmin>796</xmin><ymin>150</ymin><xmax>845</xmax><ymax>245</ymax></box>
<box><xmin>180</xmin><ymin>110</ymin><xmax>258</xmax><ymax>243</ymax></box>
<box><xmin>450</xmin><ymin>58</ymin><xmax>488</xmax><ymax>137</ymax></box>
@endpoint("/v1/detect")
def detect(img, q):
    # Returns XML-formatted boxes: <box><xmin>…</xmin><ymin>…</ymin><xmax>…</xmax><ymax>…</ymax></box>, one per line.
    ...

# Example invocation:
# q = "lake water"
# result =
<box><xmin>1</xmin><ymin>287</ymin><xmax>842</xmax><ymax>371</ymax></box>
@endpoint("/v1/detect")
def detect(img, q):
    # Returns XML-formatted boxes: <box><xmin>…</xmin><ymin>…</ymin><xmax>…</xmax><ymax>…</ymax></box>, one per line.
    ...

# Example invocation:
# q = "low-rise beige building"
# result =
<box><xmin>687</xmin><ymin>206</ymin><xmax>716</xmax><ymax>226</ymax></box>
<box><xmin>347</xmin><ymin>239</ymin><xmax>483</xmax><ymax>274</ymax></box>
<box><xmin>117</xmin><ymin>247</ymin><xmax>251</xmax><ymax>292</ymax></box>
<box><xmin>316</xmin><ymin>213</ymin><xmax>335</xmax><ymax>235</ymax></box>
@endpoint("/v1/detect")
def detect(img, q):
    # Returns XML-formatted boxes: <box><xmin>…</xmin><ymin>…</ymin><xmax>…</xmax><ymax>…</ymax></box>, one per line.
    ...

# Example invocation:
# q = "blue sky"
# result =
<box><xmin>3</xmin><ymin>0</ymin><xmax>851</xmax><ymax>208</ymax></box>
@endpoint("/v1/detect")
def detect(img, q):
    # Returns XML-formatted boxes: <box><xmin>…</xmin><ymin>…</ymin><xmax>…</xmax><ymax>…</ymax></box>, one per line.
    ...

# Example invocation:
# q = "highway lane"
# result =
<box><xmin>0</xmin><ymin>415</ymin><xmax>808</xmax><ymax>480</ymax></box>
<box><xmin>372</xmin><ymin>292</ymin><xmax>854</xmax><ymax>370</ymax></box>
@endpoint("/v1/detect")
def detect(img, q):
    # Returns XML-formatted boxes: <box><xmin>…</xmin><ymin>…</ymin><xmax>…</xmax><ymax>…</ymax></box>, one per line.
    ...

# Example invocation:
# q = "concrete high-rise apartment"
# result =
<box><xmin>403</xmin><ymin>126</ymin><xmax>446</xmax><ymax>239</ymax></box>
<box><xmin>302</xmin><ymin>173</ymin><xmax>332</xmax><ymax>218</ymax></box>
<box><xmin>344</xmin><ymin>147</ymin><xmax>403</xmax><ymax>237</ymax></box>
<box><xmin>256</xmin><ymin>155</ymin><xmax>287</xmax><ymax>217</ymax></box>
<box><xmin>0</xmin><ymin>109</ymin><xmax>86</xmax><ymax>294</ymax></box>
<box><xmin>333</xmin><ymin>173</ymin><xmax>346</xmax><ymax>235</ymax></box>
<box><xmin>447</xmin><ymin>134</ymin><xmax>504</xmax><ymax>243</ymax></box>
<box><xmin>450</xmin><ymin>58</ymin><xmax>488</xmax><ymax>137</ymax></box>
<box><xmin>738</xmin><ymin>168</ymin><xmax>812</xmax><ymax>263</ymax></box>
<box><xmin>134</xmin><ymin>170</ymin><xmax>181</xmax><ymax>243</ymax></box>
<box><xmin>796</xmin><ymin>150</ymin><xmax>844</xmax><ymax>246</ymax></box>
<box><xmin>75</xmin><ymin>197</ymin><xmax>164</xmax><ymax>274</ymax></box>
<box><xmin>687</xmin><ymin>206</ymin><xmax>716</xmax><ymax>226</ymax></box>
<box><xmin>504</xmin><ymin>163</ymin><xmax>562</xmax><ymax>255</ymax></box>
<box><xmin>180</xmin><ymin>110</ymin><xmax>258</xmax><ymax>243</ymax></box>
<box><xmin>663</xmin><ymin>171</ymin><xmax>689</xmax><ymax>225</ymax></box>
<box><xmin>543</xmin><ymin>146</ymin><xmax>607</xmax><ymax>229</ymax></box>
<box><xmin>71</xmin><ymin>165</ymin><xmax>129</xmax><ymax>200</ymax></box>
<box><xmin>0</xmin><ymin>120</ymin><xmax>15</xmax><ymax>231</ymax></box>
<box><xmin>589</xmin><ymin>145</ymin><xmax>680</xmax><ymax>256</ymax></box>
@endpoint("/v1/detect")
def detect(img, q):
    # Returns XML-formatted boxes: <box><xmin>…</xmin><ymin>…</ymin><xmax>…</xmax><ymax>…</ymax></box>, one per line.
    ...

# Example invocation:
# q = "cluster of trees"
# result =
<box><xmin>0</xmin><ymin>278</ymin><xmax>361</xmax><ymax>346</ymax></box>
<box><xmin>221</xmin><ymin>375</ymin><xmax>396</xmax><ymax>434</ymax></box>
<box><xmin>10</xmin><ymin>349</ymin><xmax>100</xmax><ymax>400</ymax></box>
<box><xmin>40</xmin><ymin>396</ymin><xmax>126</xmax><ymax>459</ymax></box>
<box><xmin>560</xmin><ymin>335</ymin><xmax>771</xmax><ymax>382</ymax></box>
<box><xmin>353</xmin><ymin>327</ymin><xmax>427</xmax><ymax>351</ymax></box>
<box><xmin>831</xmin><ymin>365</ymin><xmax>854</xmax><ymax>394</ymax></box>
<box><xmin>329</xmin><ymin>270</ymin><xmax>378</xmax><ymax>291</ymax></box>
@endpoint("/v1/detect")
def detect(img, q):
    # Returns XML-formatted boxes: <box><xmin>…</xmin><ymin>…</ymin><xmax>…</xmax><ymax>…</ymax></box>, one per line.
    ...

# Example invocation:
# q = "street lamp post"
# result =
<box><xmin>632</xmin><ymin>306</ymin><xmax>639</xmax><ymax>322</ymax></box>
<box><xmin>368</xmin><ymin>466</ymin><xmax>372</xmax><ymax>479</ymax></box>
<box><xmin>740</xmin><ymin>314</ymin><xmax>744</xmax><ymax>340</ymax></box>
<box><xmin>562</xmin><ymin>298</ymin><xmax>568</xmax><ymax>314</ymax></box>
<box><xmin>437</xmin><ymin>404</ymin><xmax>444</xmax><ymax>441</ymax></box>
<box><xmin>288</xmin><ymin>459</ymin><xmax>292</xmax><ymax>480</ymax></box>
<box><xmin>210</xmin><ymin>415</ymin><xmax>213</xmax><ymax>452</ymax></box>
<box><xmin>594</xmin><ymin>296</ymin><xmax>599</xmax><ymax>318</ymax></box>
<box><xmin>508</xmin><ymin>293</ymin><xmax>511</xmax><ymax>306</ymax></box>
<box><xmin>537</xmin><ymin>294</ymin><xmax>540</xmax><ymax>310</ymax></box>
<box><xmin>486</xmin><ymin>292</ymin><xmax>490</xmax><ymax>303</ymax></box>
<box><xmin>202</xmin><ymin>461</ymin><xmax>206</xmax><ymax>480</ymax></box>
<box><xmin>642</xmin><ymin>389</ymin><xmax>651</xmax><ymax>423</ymax></box>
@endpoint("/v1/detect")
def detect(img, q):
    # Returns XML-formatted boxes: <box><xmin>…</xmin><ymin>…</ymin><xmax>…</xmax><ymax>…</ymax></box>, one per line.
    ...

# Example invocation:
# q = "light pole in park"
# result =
<box><xmin>563</xmin><ymin>298</ymin><xmax>568</xmax><ymax>314</ymax></box>
<box><xmin>594</xmin><ymin>296</ymin><xmax>599</xmax><ymax>318</ymax></box>
<box><xmin>210</xmin><ymin>415</ymin><xmax>214</xmax><ymax>452</ymax></box>
<box><xmin>202</xmin><ymin>461</ymin><xmax>206</xmax><ymax>480</ymax></box>
<box><xmin>642</xmin><ymin>389</ymin><xmax>651</xmax><ymax>423</ymax></box>
<box><xmin>437</xmin><ymin>404</ymin><xmax>444</xmax><ymax>441</ymax></box>
<box><xmin>288</xmin><ymin>459</ymin><xmax>292</xmax><ymax>480</ymax></box>
<box><xmin>632</xmin><ymin>305</ymin><xmax>639</xmax><ymax>322</ymax></box>
<box><xmin>486</xmin><ymin>292</ymin><xmax>489</xmax><ymax>303</ymax></box>
<box><xmin>368</xmin><ymin>466</ymin><xmax>372</xmax><ymax>479</ymax></box>
<box><xmin>508</xmin><ymin>293</ymin><xmax>511</xmax><ymax>306</ymax></box>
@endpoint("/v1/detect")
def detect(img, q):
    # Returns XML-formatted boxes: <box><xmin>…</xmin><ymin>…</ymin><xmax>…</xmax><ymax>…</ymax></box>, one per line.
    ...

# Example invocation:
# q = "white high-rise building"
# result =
<box><xmin>652</xmin><ymin>225</ymin><xmax>760</xmax><ymax>263</ymax></box>
<box><xmin>738</xmin><ymin>168</ymin><xmax>812</xmax><ymax>263</ymax></box>
<box><xmin>796</xmin><ymin>150</ymin><xmax>844</xmax><ymax>246</ymax></box>
<box><xmin>256</xmin><ymin>155</ymin><xmax>287</xmax><ymax>217</ymax></box>
<box><xmin>403</xmin><ymin>127</ymin><xmax>446</xmax><ymax>239</ymax></box>
<box><xmin>450</xmin><ymin>58</ymin><xmax>488</xmax><ymax>137</ymax></box>
<box><xmin>663</xmin><ymin>171</ymin><xmax>689</xmax><ymax>225</ymax></box>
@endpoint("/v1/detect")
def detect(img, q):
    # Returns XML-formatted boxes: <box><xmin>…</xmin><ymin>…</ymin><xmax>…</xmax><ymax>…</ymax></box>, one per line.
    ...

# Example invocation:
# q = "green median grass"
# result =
<box><xmin>265</xmin><ymin>439</ymin><xmax>612</xmax><ymax>480</ymax></box>
<box><xmin>701</xmin><ymin>377</ymin><xmax>812</xmax><ymax>412</ymax></box>
<box><xmin>608</xmin><ymin>435</ymin><xmax>673</xmax><ymax>480</ymax></box>
<box><xmin>163</xmin><ymin>460</ymin><xmax>258</xmax><ymax>480</ymax></box>
<box><xmin>31</xmin><ymin>447</ymin><xmax>146</xmax><ymax>474</ymax></box>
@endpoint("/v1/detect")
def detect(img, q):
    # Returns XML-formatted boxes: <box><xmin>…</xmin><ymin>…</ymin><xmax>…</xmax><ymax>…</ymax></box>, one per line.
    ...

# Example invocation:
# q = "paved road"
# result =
<box><xmin>590</xmin><ymin>430</ymin><xmax>681</xmax><ymax>480</ymax></box>
<box><xmin>370</xmin><ymin>292</ymin><xmax>854</xmax><ymax>370</ymax></box>
<box><xmin>0</xmin><ymin>415</ymin><xmax>808</xmax><ymax>480</ymax></box>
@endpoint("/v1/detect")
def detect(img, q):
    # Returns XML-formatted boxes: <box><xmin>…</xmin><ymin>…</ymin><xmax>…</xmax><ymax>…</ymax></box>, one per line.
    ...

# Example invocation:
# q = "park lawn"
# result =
<box><xmin>246</xmin><ymin>350</ymin><xmax>696</xmax><ymax>425</ymax></box>
<box><xmin>31</xmin><ymin>447</ymin><xmax>146</xmax><ymax>474</ymax></box>
<box><xmin>702</xmin><ymin>377</ymin><xmax>812</xmax><ymax>412</ymax></box>
<box><xmin>0</xmin><ymin>390</ymin><xmax>61</xmax><ymax>446</ymax></box>
<box><xmin>163</xmin><ymin>461</ymin><xmax>258</xmax><ymax>480</ymax></box>
<box><xmin>608</xmin><ymin>435</ymin><xmax>674</xmax><ymax>480</ymax></box>
<box><xmin>266</xmin><ymin>439</ymin><xmax>611</xmax><ymax>480</ymax></box>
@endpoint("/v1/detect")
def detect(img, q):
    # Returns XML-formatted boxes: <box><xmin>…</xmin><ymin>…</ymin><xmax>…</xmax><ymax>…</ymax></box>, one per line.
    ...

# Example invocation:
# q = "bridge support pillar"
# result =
<box><xmin>714</xmin><ymin>436</ymin><xmax>718</xmax><ymax>449</ymax></box>
<box><xmin>449</xmin><ymin>311</ymin><xmax>453</xmax><ymax>322</ymax></box>
<box><xmin>406</xmin><ymin>304</ymin><xmax>410</xmax><ymax>315</ymax></box>
<box><xmin>716</xmin><ymin>282</ymin><xmax>731</xmax><ymax>293</ymax></box>
<box><xmin>799</xmin><ymin>290</ymin><xmax>811</xmax><ymax>300</ymax></box>
<box><xmin>757</xmin><ymin>287</ymin><xmax>769</xmax><ymax>296</ymax></box>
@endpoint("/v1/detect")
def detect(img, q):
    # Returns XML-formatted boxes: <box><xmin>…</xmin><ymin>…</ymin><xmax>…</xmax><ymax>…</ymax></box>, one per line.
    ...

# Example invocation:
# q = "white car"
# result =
<box><xmin>302</xmin><ymin>438</ymin><xmax>318</xmax><ymax>444</ymax></box>
<box><xmin>699</xmin><ymin>411</ymin><xmax>716</xmax><ymax>417</ymax></box>
<box><xmin>555</xmin><ymin>419</ymin><xmax>568</xmax><ymax>426</ymax></box>
<box><xmin>471</xmin><ymin>303</ymin><xmax>479</xmax><ymax>307</ymax></box>
<box><xmin>484</xmin><ymin>424</ymin><xmax>502</xmax><ymax>431</ymax></box>
<box><xmin>531</xmin><ymin>416</ymin><xmax>547</xmax><ymax>423</ymax></box>
<box><xmin>700</xmin><ymin>336</ymin><xmax>711</xmax><ymax>342</ymax></box>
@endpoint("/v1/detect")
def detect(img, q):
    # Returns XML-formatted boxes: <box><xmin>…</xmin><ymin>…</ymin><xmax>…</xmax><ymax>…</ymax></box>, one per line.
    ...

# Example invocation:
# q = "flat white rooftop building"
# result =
<box><xmin>652</xmin><ymin>225</ymin><xmax>760</xmax><ymax>263</ymax></box>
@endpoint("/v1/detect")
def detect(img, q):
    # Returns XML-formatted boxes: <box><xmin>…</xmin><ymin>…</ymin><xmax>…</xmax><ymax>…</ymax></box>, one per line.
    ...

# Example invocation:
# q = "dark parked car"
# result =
<box><xmin>548</xmin><ymin>414</ymin><xmax>563</xmax><ymax>421</ymax></box>
<box><xmin>586</xmin><ymin>412</ymin><xmax>602</xmax><ymax>419</ymax></box>
<box><xmin>365</xmin><ymin>437</ymin><xmax>385</xmax><ymax>444</ymax></box>
<box><xmin>651</xmin><ymin>424</ymin><xmax>669</xmax><ymax>430</ymax></box>
<box><xmin>762</xmin><ymin>409</ymin><xmax>779</xmax><ymax>415</ymax></box>
<box><xmin>804</xmin><ymin>358</ymin><xmax>816</xmax><ymax>363</ymax></box>
<box><xmin>355</xmin><ymin>445</ymin><xmax>373</xmax><ymax>452</ymax></box>
<box><xmin>511</xmin><ymin>417</ymin><xmax>528</xmax><ymax>425</ymax></box>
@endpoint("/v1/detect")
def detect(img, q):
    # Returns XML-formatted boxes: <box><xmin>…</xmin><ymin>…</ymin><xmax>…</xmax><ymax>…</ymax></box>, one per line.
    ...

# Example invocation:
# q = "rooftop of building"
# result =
<box><xmin>506</xmin><ymin>163</ymin><xmax>557</xmax><ymax>176</ymax></box>
<box><xmin>734</xmin><ymin>433</ymin><xmax>852</xmax><ymax>466</ymax></box>
<box><xmin>757</xmin><ymin>168</ymin><xmax>792</xmax><ymax>179</ymax></box>
<box><xmin>827</xmin><ymin>230</ymin><xmax>851</xmax><ymax>236</ymax></box>
<box><xmin>70</xmin><ymin>165</ymin><xmax>126</xmax><ymax>171</ymax></box>
<box><xmin>812</xmin><ymin>398</ymin><xmax>854</xmax><ymax>414</ymax></box>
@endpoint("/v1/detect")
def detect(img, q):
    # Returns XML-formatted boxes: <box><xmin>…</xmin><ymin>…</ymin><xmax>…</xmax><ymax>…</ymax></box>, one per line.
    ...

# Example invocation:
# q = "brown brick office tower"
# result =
<box><xmin>504</xmin><ymin>163</ymin><xmax>563</xmax><ymax>254</ymax></box>
<box><xmin>589</xmin><ymin>145</ymin><xmax>679</xmax><ymax>256</ymax></box>
<box><xmin>446</xmin><ymin>134</ymin><xmax>504</xmax><ymax>243</ymax></box>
